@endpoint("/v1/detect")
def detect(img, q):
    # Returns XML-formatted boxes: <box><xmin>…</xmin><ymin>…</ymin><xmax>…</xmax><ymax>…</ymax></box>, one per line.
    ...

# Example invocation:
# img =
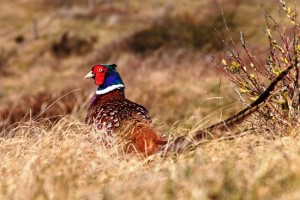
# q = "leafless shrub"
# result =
<box><xmin>219</xmin><ymin>0</ymin><xmax>300</xmax><ymax>134</ymax></box>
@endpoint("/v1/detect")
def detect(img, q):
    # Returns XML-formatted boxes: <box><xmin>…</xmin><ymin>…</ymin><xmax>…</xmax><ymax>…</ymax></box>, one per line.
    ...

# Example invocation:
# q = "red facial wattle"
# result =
<box><xmin>92</xmin><ymin>65</ymin><xmax>108</xmax><ymax>85</ymax></box>
<box><xmin>94</xmin><ymin>73</ymin><xmax>106</xmax><ymax>85</ymax></box>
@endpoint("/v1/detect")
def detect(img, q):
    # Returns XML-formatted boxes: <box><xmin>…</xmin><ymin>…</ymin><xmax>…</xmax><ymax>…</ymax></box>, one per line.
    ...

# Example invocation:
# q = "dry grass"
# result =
<box><xmin>1</xmin><ymin>116</ymin><xmax>300</xmax><ymax>199</ymax></box>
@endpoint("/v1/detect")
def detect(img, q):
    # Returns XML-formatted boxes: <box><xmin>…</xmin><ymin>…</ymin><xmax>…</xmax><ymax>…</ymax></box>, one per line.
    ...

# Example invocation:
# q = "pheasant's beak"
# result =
<box><xmin>84</xmin><ymin>71</ymin><xmax>95</xmax><ymax>79</ymax></box>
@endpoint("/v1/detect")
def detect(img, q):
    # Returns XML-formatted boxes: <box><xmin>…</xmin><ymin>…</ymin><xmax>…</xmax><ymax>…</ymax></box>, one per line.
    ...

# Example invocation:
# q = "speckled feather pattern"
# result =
<box><xmin>85</xmin><ymin>87</ymin><xmax>165</xmax><ymax>155</ymax></box>
<box><xmin>86</xmin><ymin>88</ymin><xmax>151</xmax><ymax>132</ymax></box>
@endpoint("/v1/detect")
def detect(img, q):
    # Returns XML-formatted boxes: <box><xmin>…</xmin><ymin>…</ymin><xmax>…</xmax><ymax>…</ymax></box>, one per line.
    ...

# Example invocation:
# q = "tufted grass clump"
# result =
<box><xmin>219</xmin><ymin>0</ymin><xmax>300</xmax><ymax>134</ymax></box>
<box><xmin>0</xmin><ymin>89</ymin><xmax>89</xmax><ymax>134</ymax></box>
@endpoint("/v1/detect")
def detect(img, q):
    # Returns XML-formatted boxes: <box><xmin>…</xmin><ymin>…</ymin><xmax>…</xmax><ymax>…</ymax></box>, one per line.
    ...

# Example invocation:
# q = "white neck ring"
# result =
<box><xmin>96</xmin><ymin>84</ymin><xmax>124</xmax><ymax>95</ymax></box>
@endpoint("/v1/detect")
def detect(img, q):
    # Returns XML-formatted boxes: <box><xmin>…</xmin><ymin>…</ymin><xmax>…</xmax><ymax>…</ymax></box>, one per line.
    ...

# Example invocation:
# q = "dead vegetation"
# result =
<box><xmin>0</xmin><ymin>0</ymin><xmax>300</xmax><ymax>199</ymax></box>
<box><xmin>1</xmin><ymin>116</ymin><xmax>300</xmax><ymax>199</ymax></box>
<box><xmin>127</xmin><ymin>11</ymin><xmax>238</xmax><ymax>54</ymax></box>
<box><xmin>0</xmin><ymin>89</ymin><xmax>89</xmax><ymax>134</ymax></box>
<box><xmin>51</xmin><ymin>32</ymin><xmax>97</xmax><ymax>57</ymax></box>
<box><xmin>219</xmin><ymin>0</ymin><xmax>300</xmax><ymax>134</ymax></box>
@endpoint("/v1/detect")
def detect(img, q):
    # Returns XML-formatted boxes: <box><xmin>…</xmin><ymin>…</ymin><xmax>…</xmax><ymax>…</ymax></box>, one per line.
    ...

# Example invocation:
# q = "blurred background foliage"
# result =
<box><xmin>0</xmin><ymin>0</ymin><xmax>296</xmax><ymax>130</ymax></box>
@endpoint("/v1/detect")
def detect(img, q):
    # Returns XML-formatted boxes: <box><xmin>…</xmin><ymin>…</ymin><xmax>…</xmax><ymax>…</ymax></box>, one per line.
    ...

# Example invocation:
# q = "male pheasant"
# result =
<box><xmin>85</xmin><ymin>64</ymin><xmax>166</xmax><ymax>155</ymax></box>
<box><xmin>85</xmin><ymin>64</ymin><xmax>294</xmax><ymax>155</ymax></box>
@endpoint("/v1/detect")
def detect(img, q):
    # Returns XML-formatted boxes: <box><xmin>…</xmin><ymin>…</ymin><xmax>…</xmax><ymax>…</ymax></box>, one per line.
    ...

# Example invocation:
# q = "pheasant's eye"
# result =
<box><xmin>98</xmin><ymin>68</ymin><xmax>103</xmax><ymax>73</ymax></box>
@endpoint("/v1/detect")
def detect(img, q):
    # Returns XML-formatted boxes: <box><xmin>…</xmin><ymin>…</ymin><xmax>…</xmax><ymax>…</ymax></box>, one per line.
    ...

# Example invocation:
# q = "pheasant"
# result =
<box><xmin>85</xmin><ymin>64</ymin><xmax>166</xmax><ymax>155</ymax></box>
<box><xmin>85</xmin><ymin>64</ymin><xmax>294</xmax><ymax>155</ymax></box>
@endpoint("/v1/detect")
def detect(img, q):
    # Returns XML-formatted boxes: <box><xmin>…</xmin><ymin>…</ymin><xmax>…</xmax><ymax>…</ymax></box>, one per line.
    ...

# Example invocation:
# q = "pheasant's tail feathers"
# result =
<box><xmin>196</xmin><ymin>64</ymin><xmax>295</xmax><ymax>138</ymax></box>
<box><xmin>160</xmin><ymin>136</ymin><xmax>194</xmax><ymax>154</ymax></box>
<box><xmin>205</xmin><ymin>103</ymin><xmax>260</xmax><ymax>132</ymax></box>
<box><xmin>159</xmin><ymin>64</ymin><xmax>295</xmax><ymax>155</ymax></box>
<box><xmin>160</xmin><ymin>131</ymin><xmax>216</xmax><ymax>154</ymax></box>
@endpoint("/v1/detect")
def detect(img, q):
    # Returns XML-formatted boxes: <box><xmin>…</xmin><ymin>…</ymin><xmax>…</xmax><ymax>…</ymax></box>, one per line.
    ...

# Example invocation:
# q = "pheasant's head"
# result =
<box><xmin>85</xmin><ymin>64</ymin><xmax>125</xmax><ymax>94</ymax></box>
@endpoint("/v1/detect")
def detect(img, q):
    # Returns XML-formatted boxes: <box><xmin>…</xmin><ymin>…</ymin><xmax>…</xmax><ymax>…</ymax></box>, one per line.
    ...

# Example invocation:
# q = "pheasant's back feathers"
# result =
<box><xmin>85</xmin><ymin>88</ymin><xmax>151</xmax><ymax>132</ymax></box>
<box><xmin>84</xmin><ymin>85</ymin><xmax>164</xmax><ymax>155</ymax></box>
<box><xmin>91</xmin><ymin>99</ymin><xmax>152</xmax><ymax>131</ymax></box>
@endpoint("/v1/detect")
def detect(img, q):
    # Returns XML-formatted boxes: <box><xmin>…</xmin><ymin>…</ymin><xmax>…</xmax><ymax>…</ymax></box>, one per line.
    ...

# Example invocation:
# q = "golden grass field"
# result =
<box><xmin>1</xmin><ymin>0</ymin><xmax>300</xmax><ymax>199</ymax></box>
